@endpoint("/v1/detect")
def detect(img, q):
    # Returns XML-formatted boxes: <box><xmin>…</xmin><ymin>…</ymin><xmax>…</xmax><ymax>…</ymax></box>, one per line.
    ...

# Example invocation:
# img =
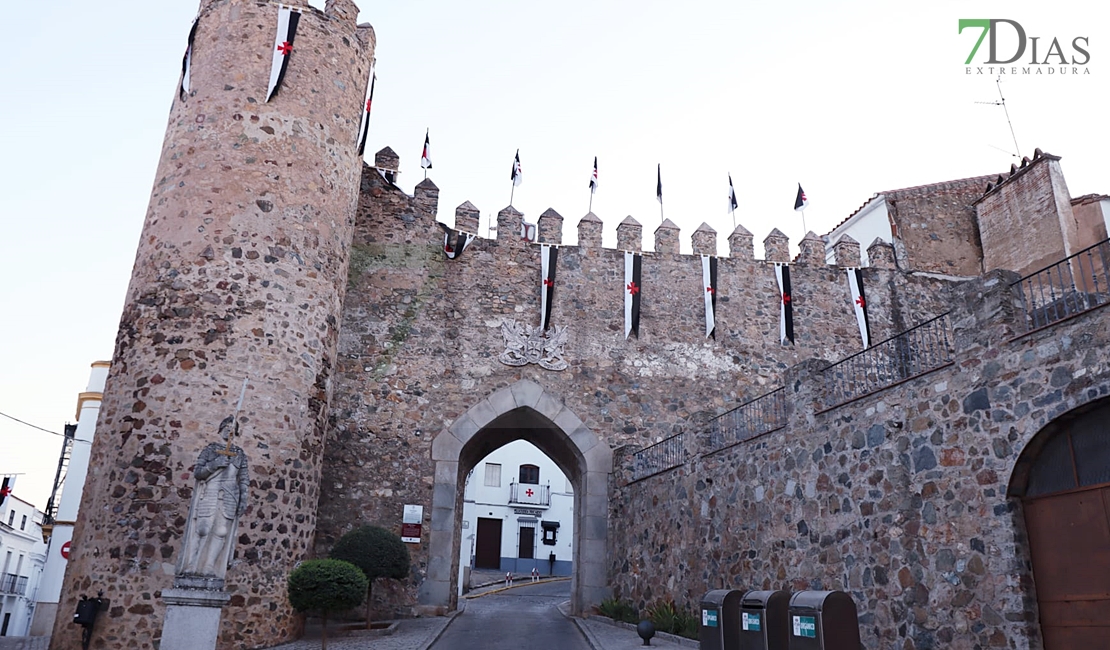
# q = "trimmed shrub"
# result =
<box><xmin>287</xmin><ymin>559</ymin><xmax>368</xmax><ymax>649</ymax></box>
<box><xmin>329</xmin><ymin>525</ymin><xmax>410</xmax><ymax>626</ymax></box>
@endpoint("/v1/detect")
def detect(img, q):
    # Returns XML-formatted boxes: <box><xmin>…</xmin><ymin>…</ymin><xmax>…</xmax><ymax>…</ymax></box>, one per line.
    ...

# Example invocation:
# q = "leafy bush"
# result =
<box><xmin>647</xmin><ymin>600</ymin><xmax>699</xmax><ymax>640</ymax></box>
<box><xmin>598</xmin><ymin>597</ymin><xmax>639</xmax><ymax>624</ymax></box>
<box><xmin>287</xmin><ymin>559</ymin><xmax>368</xmax><ymax>649</ymax></box>
<box><xmin>329</xmin><ymin>525</ymin><xmax>410</xmax><ymax>626</ymax></box>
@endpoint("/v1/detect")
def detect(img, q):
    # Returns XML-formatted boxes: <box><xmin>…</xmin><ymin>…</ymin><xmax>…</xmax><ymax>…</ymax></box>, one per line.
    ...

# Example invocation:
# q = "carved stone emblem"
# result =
<box><xmin>499</xmin><ymin>320</ymin><xmax>569</xmax><ymax>371</ymax></box>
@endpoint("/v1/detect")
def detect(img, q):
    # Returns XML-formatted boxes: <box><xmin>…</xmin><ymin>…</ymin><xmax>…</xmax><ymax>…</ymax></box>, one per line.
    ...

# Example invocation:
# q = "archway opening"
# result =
<box><xmin>1008</xmin><ymin>397</ymin><xmax>1110</xmax><ymax>648</ymax></box>
<box><xmin>423</xmin><ymin>381</ymin><xmax>611</xmax><ymax>615</ymax></box>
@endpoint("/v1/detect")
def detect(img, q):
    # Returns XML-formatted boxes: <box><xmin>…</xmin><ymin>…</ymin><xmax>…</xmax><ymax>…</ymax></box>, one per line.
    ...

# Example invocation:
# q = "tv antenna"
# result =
<box><xmin>975</xmin><ymin>76</ymin><xmax>1020</xmax><ymax>159</ymax></box>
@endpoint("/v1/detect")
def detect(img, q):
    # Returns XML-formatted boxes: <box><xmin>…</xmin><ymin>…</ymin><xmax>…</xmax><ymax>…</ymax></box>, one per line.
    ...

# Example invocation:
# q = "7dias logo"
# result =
<box><xmin>959</xmin><ymin>19</ymin><xmax>1090</xmax><ymax>75</ymax></box>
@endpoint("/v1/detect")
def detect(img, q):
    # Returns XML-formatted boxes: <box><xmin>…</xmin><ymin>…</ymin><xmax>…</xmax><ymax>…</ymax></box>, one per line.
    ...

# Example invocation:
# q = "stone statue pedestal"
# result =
<box><xmin>160</xmin><ymin>582</ymin><xmax>230</xmax><ymax>650</ymax></box>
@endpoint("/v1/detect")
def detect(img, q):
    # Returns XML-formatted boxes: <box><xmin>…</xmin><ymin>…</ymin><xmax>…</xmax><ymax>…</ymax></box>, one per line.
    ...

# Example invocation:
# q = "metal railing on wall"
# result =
<box><xmin>706</xmin><ymin>387</ymin><xmax>787</xmax><ymax>453</ymax></box>
<box><xmin>821</xmin><ymin>312</ymin><xmax>955</xmax><ymax>410</ymax></box>
<box><xmin>631</xmin><ymin>433</ymin><xmax>685</xmax><ymax>481</ymax></box>
<box><xmin>1013</xmin><ymin>238</ymin><xmax>1110</xmax><ymax>333</ymax></box>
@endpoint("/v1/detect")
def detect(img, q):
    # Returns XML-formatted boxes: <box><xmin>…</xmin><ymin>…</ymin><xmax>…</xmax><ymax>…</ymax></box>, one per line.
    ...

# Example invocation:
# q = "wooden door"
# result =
<box><xmin>1024</xmin><ymin>484</ymin><xmax>1110</xmax><ymax>648</ymax></box>
<box><xmin>474</xmin><ymin>517</ymin><xmax>502</xmax><ymax>569</ymax></box>
<box><xmin>518</xmin><ymin>525</ymin><xmax>535</xmax><ymax>559</ymax></box>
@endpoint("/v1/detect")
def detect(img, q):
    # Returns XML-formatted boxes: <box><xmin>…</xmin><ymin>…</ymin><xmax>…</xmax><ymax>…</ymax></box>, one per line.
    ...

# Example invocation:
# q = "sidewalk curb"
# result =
<box><xmin>463</xmin><ymin>576</ymin><xmax>570</xmax><ymax>599</ymax></box>
<box><xmin>413</xmin><ymin>601</ymin><xmax>465</xmax><ymax>650</ymax></box>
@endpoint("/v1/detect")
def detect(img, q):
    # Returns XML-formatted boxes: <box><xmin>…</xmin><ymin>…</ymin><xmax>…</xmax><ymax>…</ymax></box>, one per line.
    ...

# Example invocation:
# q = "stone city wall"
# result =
<box><xmin>316</xmin><ymin>159</ymin><xmax>969</xmax><ymax>613</ymax></box>
<box><xmin>609</xmin><ymin>270</ymin><xmax>1110</xmax><ymax>650</ymax></box>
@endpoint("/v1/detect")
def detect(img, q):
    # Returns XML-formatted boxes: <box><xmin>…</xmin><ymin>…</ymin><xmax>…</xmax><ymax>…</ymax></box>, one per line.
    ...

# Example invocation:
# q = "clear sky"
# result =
<box><xmin>1</xmin><ymin>0</ymin><xmax>1107</xmax><ymax>508</ymax></box>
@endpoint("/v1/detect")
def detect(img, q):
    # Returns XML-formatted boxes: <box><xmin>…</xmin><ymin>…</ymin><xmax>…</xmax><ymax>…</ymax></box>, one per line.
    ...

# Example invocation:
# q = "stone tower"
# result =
<box><xmin>50</xmin><ymin>1</ymin><xmax>374</xmax><ymax>649</ymax></box>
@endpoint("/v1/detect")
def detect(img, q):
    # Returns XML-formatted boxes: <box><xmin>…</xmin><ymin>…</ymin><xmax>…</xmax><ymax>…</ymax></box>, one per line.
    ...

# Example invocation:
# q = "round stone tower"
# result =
<box><xmin>50</xmin><ymin>1</ymin><xmax>374</xmax><ymax>648</ymax></box>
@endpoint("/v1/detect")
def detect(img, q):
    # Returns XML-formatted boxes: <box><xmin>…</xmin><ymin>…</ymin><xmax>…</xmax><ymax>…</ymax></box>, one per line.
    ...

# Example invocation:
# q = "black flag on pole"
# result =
<box><xmin>511</xmin><ymin>150</ymin><xmax>523</xmax><ymax>186</ymax></box>
<box><xmin>0</xmin><ymin>476</ymin><xmax>14</xmax><ymax>509</ymax></box>
<box><xmin>847</xmin><ymin>268</ymin><xmax>872</xmax><ymax>348</ymax></box>
<box><xmin>179</xmin><ymin>18</ymin><xmax>199</xmax><ymax>102</ymax></box>
<box><xmin>540</xmin><ymin>245</ymin><xmax>558</xmax><ymax>331</ymax></box>
<box><xmin>420</xmin><ymin>130</ymin><xmax>432</xmax><ymax>169</ymax></box>
<box><xmin>728</xmin><ymin>174</ymin><xmax>738</xmax><ymax>214</ymax></box>
<box><xmin>266</xmin><ymin>6</ymin><xmax>301</xmax><ymax>102</ymax></box>
<box><xmin>656</xmin><ymin>164</ymin><xmax>663</xmax><ymax>204</ymax></box>
<box><xmin>589</xmin><ymin>157</ymin><xmax>598</xmax><ymax>194</ymax></box>
<box><xmin>794</xmin><ymin>184</ymin><xmax>808</xmax><ymax>211</ymax></box>
<box><xmin>775</xmin><ymin>263</ymin><xmax>795</xmax><ymax>345</ymax></box>
<box><xmin>702</xmin><ymin>255</ymin><xmax>718</xmax><ymax>339</ymax></box>
<box><xmin>625</xmin><ymin>252</ymin><xmax>642</xmax><ymax>339</ymax></box>
<box><xmin>437</xmin><ymin>223</ymin><xmax>476</xmax><ymax>260</ymax></box>
<box><xmin>356</xmin><ymin>72</ymin><xmax>375</xmax><ymax>156</ymax></box>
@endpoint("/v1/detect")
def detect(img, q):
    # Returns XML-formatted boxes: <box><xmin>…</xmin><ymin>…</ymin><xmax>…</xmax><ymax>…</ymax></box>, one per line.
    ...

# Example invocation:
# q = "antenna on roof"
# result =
<box><xmin>974</xmin><ymin>76</ymin><xmax>1020</xmax><ymax>159</ymax></box>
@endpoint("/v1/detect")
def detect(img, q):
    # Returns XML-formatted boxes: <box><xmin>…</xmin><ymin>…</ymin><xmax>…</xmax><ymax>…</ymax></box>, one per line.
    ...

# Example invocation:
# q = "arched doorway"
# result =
<box><xmin>421</xmin><ymin>380</ymin><xmax>612</xmax><ymax>614</ymax></box>
<box><xmin>1009</xmin><ymin>397</ymin><xmax>1110</xmax><ymax>648</ymax></box>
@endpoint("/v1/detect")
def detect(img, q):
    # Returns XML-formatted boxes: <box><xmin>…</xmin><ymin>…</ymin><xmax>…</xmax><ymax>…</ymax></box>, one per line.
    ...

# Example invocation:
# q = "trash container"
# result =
<box><xmin>700</xmin><ymin>589</ymin><xmax>744</xmax><ymax>650</ymax></box>
<box><xmin>787</xmin><ymin>591</ymin><xmax>860</xmax><ymax>649</ymax></box>
<box><xmin>738</xmin><ymin>590</ymin><xmax>790</xmax><ymax>650</ymax></box>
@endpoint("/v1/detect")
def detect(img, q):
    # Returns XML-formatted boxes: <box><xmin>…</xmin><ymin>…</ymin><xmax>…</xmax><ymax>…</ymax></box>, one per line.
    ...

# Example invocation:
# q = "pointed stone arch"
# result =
<box><xmin>420</xmin><ymin>380</ymin><xmax>612</xmax><ymax>614</ymax></box>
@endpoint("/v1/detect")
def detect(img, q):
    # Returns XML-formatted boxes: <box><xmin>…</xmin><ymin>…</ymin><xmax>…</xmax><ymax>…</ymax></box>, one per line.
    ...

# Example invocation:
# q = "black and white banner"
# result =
<box><xmin>702</xmin><ymin>255</ymin><xmax>717</xmax><ymax>339</ymax></box>
<box><xmin>266</xmin><ymin>6</ymin><xmax>301</xmax><ymax>102</ymax></box>
<box><xmin>180</xmin><ymin>18</ymin><xmax>199</xmax><ymax>102</ymax></box>
<box><xmin>356</xmin><ymin>72</ymin><xmax>375</xmax><ymax>156</ymax></box>
<box><xmin>624</xmin><ymin>252</ymin><xmax>642</xmax><ymax>339</ymax></box>
<box><xmin>846</xmin><ymin>268</ymin><xmax>872</xmax><ymax>348</ymax></box>
<box><xmin>540</xmin><ymin>245</ymin><xmax>558</xmax><ymax>331</ymax></box>
<box><xmin>438</xmin><ymin>223</ymin><xmax>476</xmax><ymax>260</ymax></box>
<box><xmin>775</xmin><ymin>263</ymin><xmax>795</xmax><ymax>345</ymax></box>
<box><xmin>0</xmin><ymin>475</ymin><xmax>14</xmax><ymax>508</ymax></box>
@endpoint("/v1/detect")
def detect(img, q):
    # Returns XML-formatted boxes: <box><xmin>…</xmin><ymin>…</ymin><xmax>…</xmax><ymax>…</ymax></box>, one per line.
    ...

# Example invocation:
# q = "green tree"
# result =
<box><xmin>287</xmin><ymin>559</ymin><xmax>368</xmax><ymax>650</ymax></box>
<box><xmin>329</xmin><ymin>524</ymin><xmax>411</xmax><ymax>628</ymax></box>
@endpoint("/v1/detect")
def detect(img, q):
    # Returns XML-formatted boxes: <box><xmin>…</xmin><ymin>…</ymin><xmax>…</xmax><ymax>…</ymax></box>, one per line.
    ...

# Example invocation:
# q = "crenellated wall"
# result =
<box><xmin>316</xmin><ymin>154</ymin><xmax>969</xmax><ymax>615</ymax></box>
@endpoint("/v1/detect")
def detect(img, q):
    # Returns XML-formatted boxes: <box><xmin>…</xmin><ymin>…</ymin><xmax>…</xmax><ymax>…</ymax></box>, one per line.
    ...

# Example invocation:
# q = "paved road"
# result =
<box><xmin>431</xmin><ymin>580</ymin><xmax>590</xmax><ymax>650</ymax></box>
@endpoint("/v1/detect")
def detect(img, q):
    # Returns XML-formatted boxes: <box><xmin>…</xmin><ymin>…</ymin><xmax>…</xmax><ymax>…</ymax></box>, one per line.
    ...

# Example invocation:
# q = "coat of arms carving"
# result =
<box><xmin>498</xmin><ymin>320</ymin><xmax>569</xmax><ymax>371</ymax></box>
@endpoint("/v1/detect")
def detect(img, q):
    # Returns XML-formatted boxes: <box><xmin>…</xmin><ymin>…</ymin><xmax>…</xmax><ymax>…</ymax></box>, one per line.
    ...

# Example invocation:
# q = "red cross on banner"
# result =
<box><xmin>277</xmin><ymin>41</ymin><xmax>292</xmax><ymax>55</ymax></box>
<box><xmin>366</xmin><ymin>98</ymin><xmax>373</xmax><ymax>112</ymax></box>
<box><xmin>706</xmin><ymin>286</ymin><xmax>714</xmax><ymax>294</ymax></box>
<box><xmin>627</xmin><ymin>282</ymin><xmax>640</xmax><ymax>295</ymax></box>
<box><xmin>856</xmin><ymin>296</ymin><xmax>865</xmax><ymax>307</ymax></box>
<box><xmin>543</xmin><ymin>278</ymin><xmax>554</xmax><ymax>288</ymax></box>
<box><xmin>783</xmin><ymin>294</ymin><xmax>791</xmax><ymax>304</ymax></box>
<box><xmin>526</xmin><ymin>488</ymin><xmax>534</xmax><ymax>497</ymax></box>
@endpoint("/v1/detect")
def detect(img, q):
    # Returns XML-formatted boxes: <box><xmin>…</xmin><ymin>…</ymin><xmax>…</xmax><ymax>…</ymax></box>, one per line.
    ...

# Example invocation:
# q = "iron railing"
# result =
<box><xmin>822</xmin><ymin>312</ymin><xmax>954</xmax><ymax>410</ymax></box>
<box><xmin>0</xmin><ymin>573</ymin><xmax>28</xmax><ymax>596</ymax></box>
<box><xmin>631</xmin><ymin>433</ymin><xmax>686</xmax><ymax>481</ymax></box>
<box><xmin>707</xmin><ymin>387</ymin><xmax>787</xmax><ymax>452</ymax></box>
<box><xmin>509</xmin><ymin>482</ymin><xmax>551</xmax><ymax>507</ymax></box>
<box><xmin>1013</xmin><ymin>238</ymin><xmax>1110</xmax><ymax>332</ymax></box>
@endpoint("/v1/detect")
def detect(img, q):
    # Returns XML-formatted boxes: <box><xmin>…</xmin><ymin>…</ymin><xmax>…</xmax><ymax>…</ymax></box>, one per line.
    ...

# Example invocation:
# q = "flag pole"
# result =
<box><xmin>588</xmin><ymin>192</ymin><xmax>593</xmax><ymax>214</ymax></box>
<box><xmin>510</xmin><ymin>184</ymin><xmax>516</xmax><ymax>209</ymax></box>
<box><xmin>801</xmin><ymin>209</ymin><xmax>807</xmax><ymax>234</ymax></box>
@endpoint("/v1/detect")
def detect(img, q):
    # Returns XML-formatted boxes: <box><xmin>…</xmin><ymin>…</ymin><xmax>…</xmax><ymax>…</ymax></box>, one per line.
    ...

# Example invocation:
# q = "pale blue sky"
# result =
<box><xmin>2</xmin><ymin>0</ymin><xmax>1107</xmax><ymax>507</ymax></box>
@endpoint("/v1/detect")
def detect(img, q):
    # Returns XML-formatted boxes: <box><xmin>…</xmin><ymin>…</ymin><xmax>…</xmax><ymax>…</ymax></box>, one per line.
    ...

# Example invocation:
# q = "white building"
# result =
<box><xmin>0</xmin><ymin>488</ymin><xmax>48</xmax><ymax>637</ymax></box>
<box><xmin>30</xmin><ymin>361</ymin><xmax>109</xmax><ymax>637</ymax></box>
<box><xmin>458</xmin><ymin>440</ymin><xmax>574</xmax><ymax>589</ymax></box>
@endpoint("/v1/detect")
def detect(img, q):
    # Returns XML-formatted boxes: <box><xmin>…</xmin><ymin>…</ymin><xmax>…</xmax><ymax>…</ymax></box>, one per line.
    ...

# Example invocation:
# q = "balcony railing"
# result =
<box><xmin>631</xmin><ymin>433</ymin><xmax>685</xmax><ymax>481</ymax></box>
<box><xmin>0</xmin><ymin>573</ymin><xmax>28</xmax><ymax>596</ymax></box>
<box><xmin>1013</xmin><ymin>238</ymin><xmax>1110</xmax><ymax>332</ymax></box>
<box><xmin>707</xmin><ymin>387</ymin><xmax>787</xmax><ymax>452</ymax></box>
<box><xmin>509</xmin><ymin>482</ymin><xmax>551</xmax><ymax>507</ymax></box>
<box><xmin>821</xmin><ymin>312</ymin><xmax>954</xmax><ymax>410</ymax></box>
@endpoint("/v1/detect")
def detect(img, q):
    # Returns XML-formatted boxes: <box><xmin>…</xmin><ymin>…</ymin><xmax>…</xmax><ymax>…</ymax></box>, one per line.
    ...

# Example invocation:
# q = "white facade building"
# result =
<box><xmin>30</xmin><ymin>361</ymin><xmax>109</xmax><ymax>636</ymax></box>
<box><xmin>458</xmin><ymin>440</ymin><xmax>574</xmax><ymax>589</ymax></box>
<box><xmin>0</xmin><ymin>490</ymin><xmax>47</xmax><ymax>638</ymax></box>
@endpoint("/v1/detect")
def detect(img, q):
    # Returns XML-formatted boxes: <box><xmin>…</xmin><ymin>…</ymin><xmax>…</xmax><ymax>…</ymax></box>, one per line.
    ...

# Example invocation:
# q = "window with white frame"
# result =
<box><xmin>484</xmin><ymin>463</ymin><xmax>502</xmax><ymax>487</ymax></box>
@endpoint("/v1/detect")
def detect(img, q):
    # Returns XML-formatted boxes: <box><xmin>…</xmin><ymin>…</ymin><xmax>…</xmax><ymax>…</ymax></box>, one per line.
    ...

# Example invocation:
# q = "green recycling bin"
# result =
<box><xmin>787</xmin><ymin>591</ymin><xmax>860</xmax><ymax>650</ymax></box>
<box><xmin>700</xmin><ymin>589</ymin><xmax>744</xmax><ymax>650</ymax></box>
<box><xmin>738</xmin><ymin>590</ymin><xmax>790</xmax><ymax>650</ymax></box>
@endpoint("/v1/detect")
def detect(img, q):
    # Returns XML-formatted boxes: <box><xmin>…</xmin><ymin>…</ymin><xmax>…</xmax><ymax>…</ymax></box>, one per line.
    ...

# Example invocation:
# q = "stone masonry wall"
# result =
<box><xmin>886</xmin><ymin>176</ymin><xmax>992</xmax><ymax>277</ymax></box>
<box><xmin>609</xmin><ymin>271</ymin><xmax>1110</xmax><ymax>650</ymax></box>
<box><xmin>53</xmin><ymin>3</ymin><xmax>374</xmax><ymax>649</ymax></box>
<box><xmin>977</xmin><ymin>154</ymin><xmax>1078</xmax><ymax>277</ymax></box>
<box><xmin>316</xmin><ymin>160</ymin><xmax>969</xmax><ymax>613</ymax></box>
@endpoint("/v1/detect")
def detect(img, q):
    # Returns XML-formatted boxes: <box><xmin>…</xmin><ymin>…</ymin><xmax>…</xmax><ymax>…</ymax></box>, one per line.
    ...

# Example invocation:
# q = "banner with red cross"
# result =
<box><xmin>356</xmin><ymin>71</ymin><xmax>376</xmax><ymax>156</ymax></box>
<box><xmin>701</xmin><ymin>255</ymin><xmax>718</xmax><ymax>339</ymax></box>
<box><xmin>179</xmin><ymin>18</ymin><xmax>199</xmax><ymax>102</ymax></box>
<box><xmin>775</xmin><ymin>263</ymin><xmax>794</xmax><ymax>345</ymax></box>
<box><xmin>266</xmin><ymin>6</ymin><xmax>301</xmax><ymax>102</ymax></box>
<box><xmin>0</xmin><ymin>476</ymin><xmax>14</xmax><ymax>509</ymax></box>
<box><xmin>540</xmin><ymin>245</ymin><xmax>558</xmax><ymax>331</ymax></box>
<box><xmin>624</xmin><ymin>252</ymin><xmax>642</xmax><ymax>339</ymax></box>
<box><xmin>846</xmin><ymin>268</ymin><xmax>872</xmax><ymax>348</ymax></box>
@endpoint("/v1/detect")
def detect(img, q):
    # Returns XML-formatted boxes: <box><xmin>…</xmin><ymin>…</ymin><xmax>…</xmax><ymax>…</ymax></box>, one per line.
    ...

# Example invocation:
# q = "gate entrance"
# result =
<box><xmin>422</xmin><ymin>380</ymin><xmax>612</xmax><ymax>614</ymax></box>
<box><xmin>1010</xmin><ymin>398</ymin><xmax>1110</xmax><ymax>648</ymax></box>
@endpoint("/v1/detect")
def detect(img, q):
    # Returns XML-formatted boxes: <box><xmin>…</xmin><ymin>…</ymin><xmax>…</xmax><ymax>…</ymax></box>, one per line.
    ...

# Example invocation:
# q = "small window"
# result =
<box><xmin>484</xmin><ymin>463</ymin><xmax>502</xmax><ymax>487</ymax></box>
<box><xmin>6</xmin><ymin>510</ymin><xmax>13</xmax><ymax>526</ymax></box>
<box><xmin>20</xmin><ymin>515</ymin><xmax>27</xmax><ymax>531</ymax></box>
<box><xmin>519</xmin><ymin>464</ymin><xmax>540</xmax><ymax>485</ymax></box>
